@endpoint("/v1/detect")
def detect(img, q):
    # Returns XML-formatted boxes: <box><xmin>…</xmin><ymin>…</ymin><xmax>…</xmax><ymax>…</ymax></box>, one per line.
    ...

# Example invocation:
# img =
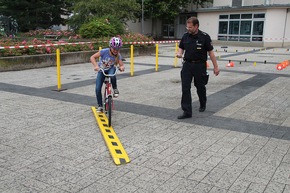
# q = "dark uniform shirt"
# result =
<box><xmin>179</xmin><ymin>30</ymin><xmax>213</xmax><ymax>62</ymax></box>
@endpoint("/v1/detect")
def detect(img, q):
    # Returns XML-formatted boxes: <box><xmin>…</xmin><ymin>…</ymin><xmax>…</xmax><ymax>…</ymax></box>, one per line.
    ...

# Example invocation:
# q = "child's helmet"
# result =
<box><xmin>109</xmin><ymin>37</ymin><xmax>122</xmax><ymax>50</ymax></box>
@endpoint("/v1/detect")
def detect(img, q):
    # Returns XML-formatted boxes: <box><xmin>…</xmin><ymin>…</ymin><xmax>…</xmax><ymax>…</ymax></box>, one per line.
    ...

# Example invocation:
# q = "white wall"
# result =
<box><xmin>264</xmin><ymin>9</ymin><xmax>287</xmax><ymax>46</ymax></box>
<box><xmin>213</xmin><ymin>0</ymin><xmax>289</xmax><ymax>7</ymax></box>
<box><xmin>126</xmin><ymin>20</ymin><xmax>152</xmax><ymax>35</ymax></box>
<box><xmin>243</xmin><ymin>0</ymin><xmax>290</xmax><ymax>5</ymax></box>
<box><xmin>198</xmin><ymin>13</ymin><xmax>220</xmax><ymax>41</ymax></box>
<box><xmin>272</xmin><ymin>0</ymin><xmax>290</xmax><ymax>4</ymax></box>
<box><xmin>284</xmin><ymin>9</ymin><xmax>290</xmax><ymax>46</ymax></box>
<box><xmin>197</xmin><ymin>8</ymin><xmax>290</xmax><ymax>47</ymax></box>
<box><xmin>243</xmin><ymin>0</ymin><xmax>264</xmax><ymax>6</ymax></box>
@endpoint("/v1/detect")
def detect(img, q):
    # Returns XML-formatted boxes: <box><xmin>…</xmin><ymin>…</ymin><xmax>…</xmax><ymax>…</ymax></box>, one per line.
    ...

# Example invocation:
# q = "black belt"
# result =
<box><xmin>184</xmin><ymin>59</ymin><xmax>204</xmax><ymax>63</ymax></box>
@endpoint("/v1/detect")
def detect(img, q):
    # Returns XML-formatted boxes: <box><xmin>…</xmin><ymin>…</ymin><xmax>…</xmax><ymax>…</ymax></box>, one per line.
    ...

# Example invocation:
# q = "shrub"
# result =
<box><xmin>79</xmin><ymin>18</ymin><xmax>116</xmax><ymax>39</ymax></box>
<box><xmin>100</xmin><ymin>15</ymin><xmax>125</xmax><ymax>35</ymax></box>
<box><xmin>22</xmin><ymin>29</ymin><xmax>78</xmax><ymax>39</ymax></box>
<box><xmin>79</xmin><ymin>16</ymin><xmax>125</xmax><ymax>39</ymax></box>
<box><xmin>0</xmin><ymin>31</ymin><xmax>154</xmax><ymax>57</ymax></box>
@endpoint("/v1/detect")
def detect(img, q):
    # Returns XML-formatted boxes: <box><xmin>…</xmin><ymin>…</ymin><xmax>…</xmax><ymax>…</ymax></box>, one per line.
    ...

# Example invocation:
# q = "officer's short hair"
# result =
<box><xmin>187</xmin><ymin>17</ymin><xmax>199</xmax><ymax>27</ymax></box>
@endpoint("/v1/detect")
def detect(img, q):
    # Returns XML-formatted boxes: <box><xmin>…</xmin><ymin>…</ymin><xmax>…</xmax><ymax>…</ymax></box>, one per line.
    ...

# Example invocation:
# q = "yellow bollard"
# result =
<box><xmin>173</xmin><ymin>42</ymin><xmax>178</xmax><ymax>67</ymax></box>
<box><xmin>98</xmin><ymin>47</ymin><xmax>102</xmax><ymax>61</ymax></box>
<box><xmin>254</xmin><ymin>62</ymin><xmax>257</xmax><ymax>66</ymax></box>
<box><xmin>155</xmin><ymin>44</ymin><xmax>159</xmax><ymax>71</ymax></box>
<box><xmin>130</xmin><ymin>45</ymin><xmax>134</xmax><ymax>76</ymax></box>
<box><xmin>52</xmin><ymin>48</ymin><xmax>66</xmax><ymax>92</ymax></box>
<box><xmin>56</xmin><ymin>48</ymin><xmax>61</xmax><ymax>90</ymax></box>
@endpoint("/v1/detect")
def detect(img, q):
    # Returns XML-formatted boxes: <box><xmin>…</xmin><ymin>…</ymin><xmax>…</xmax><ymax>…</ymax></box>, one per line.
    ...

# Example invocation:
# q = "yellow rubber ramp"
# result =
<box><xmin>91</xmin><ymin>106</ymin><xmax>130</xmax><ymax>165</ymax></box>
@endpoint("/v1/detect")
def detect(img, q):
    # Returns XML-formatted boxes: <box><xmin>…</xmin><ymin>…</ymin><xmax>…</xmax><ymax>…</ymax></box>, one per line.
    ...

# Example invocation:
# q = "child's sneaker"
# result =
<box><xmin>96</xmin><ymin>106</ymin><xmax>103</xmax><ymax>112</ymax></box>
<box><xmin>113</xmin><ymin>89</ymin><xmax>119</xmax><ymax>97</ymax></box>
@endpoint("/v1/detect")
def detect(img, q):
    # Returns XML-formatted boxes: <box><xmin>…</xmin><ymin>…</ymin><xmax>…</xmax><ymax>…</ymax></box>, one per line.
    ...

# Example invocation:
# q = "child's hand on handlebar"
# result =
<box><xmin>119</xmin><ymin>65</ymin><xmax>125</xmax><ymax>72</ymax></box>
<box><xmin>94</xmin><ymin>66</ymin><xmax>100</xmax><ymax>71</ymax></box>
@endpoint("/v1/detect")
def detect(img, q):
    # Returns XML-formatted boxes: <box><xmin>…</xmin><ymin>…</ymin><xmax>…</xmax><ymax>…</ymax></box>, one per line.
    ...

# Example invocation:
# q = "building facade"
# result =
<box><xmin>194</xmin><ymin>0</ymin><xmax>290</xmax><ymax>47</ymax></box>
<box><xmin>128</xmin><ymin>0</ymin><xmax>290</xmax><ymax>47</ymax></box>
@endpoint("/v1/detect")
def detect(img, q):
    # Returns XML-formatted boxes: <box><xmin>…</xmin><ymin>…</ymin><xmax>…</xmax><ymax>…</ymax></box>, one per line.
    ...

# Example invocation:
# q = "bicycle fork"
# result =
<box><xmin>104</xmin><ymin>82</ymin><xmax>114</xmax><ymax>110</ymax></box>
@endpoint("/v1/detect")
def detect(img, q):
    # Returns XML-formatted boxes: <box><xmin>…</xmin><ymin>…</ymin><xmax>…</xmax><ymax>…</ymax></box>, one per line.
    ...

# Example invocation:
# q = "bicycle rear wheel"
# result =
<box><xmin>107</xmin><ymin>96</ymin><xmax>112</xmax><ymax>127</ymax></box>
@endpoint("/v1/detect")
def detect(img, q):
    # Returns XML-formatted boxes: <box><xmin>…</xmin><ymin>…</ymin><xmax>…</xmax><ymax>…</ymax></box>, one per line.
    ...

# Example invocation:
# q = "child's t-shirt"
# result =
<box><xmin>98</xmin><ymin>48</ymin><xmax>122</xmax><ymax>69</ymax></box>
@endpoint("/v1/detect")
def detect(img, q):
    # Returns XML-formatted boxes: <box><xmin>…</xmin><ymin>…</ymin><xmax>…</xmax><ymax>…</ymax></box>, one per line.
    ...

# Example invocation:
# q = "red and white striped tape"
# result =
<box><xmin>264</xmin><ymin>38</ymin><xmax>289</xmax><ymax>41</ymax></box>
<box><xmin>124</xmin><ymin>40</ymin><xmax>180</xmax><ymax>45</ymax></box>
<box><xmin>0</xmin><ymin>40</ymin><xmax>180</xmax><ymax>50</ymax></box>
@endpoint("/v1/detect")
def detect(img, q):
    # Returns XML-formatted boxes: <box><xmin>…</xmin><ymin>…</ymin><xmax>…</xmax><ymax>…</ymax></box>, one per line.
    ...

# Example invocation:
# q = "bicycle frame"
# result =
<box><xmin>99</xmin><ymin>67</ymin><xmax>117</xmax><ymax>96</ymax></box>
<box><xmin>99</xmin><ymin>68</ymin><xmax>118</xmax><ymax>127</ymax></box>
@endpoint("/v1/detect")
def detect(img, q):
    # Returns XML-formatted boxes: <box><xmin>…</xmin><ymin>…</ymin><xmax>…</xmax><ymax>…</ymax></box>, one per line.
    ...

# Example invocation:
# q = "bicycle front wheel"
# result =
<box><xmin>107</xmin><ymin>96</ymin><xmax>112</xmax><ymax>127</ymax></box>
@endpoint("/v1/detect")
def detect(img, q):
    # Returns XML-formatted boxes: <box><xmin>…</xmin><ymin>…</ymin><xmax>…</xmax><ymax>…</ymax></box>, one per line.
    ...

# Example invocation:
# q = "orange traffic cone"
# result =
<box><xmin>206</xmin><ymin>62</ymin><xmax>210</xmax><ymax>68</ymax></box>
<box><xmin>281</xmin><ymin>61</ymin><xmax>287</xmax><ymax>69</ymax></box>
<box><xmin>276</xmin><ymin>63</ymin><xmax>283</xmax><ymax>70</ymax></box>
<box><xmin>226</xmin><ymin>61</ymin><xmax>234</xmax><ymax>67</ymax></box>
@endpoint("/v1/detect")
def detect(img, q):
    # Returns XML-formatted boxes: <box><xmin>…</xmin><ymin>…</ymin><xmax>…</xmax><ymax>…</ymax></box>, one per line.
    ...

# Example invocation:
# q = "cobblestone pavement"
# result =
<box><xmin>1</xmin><ymin>44</ymin><xmax>290</xmax><ymax>193</ymax></box>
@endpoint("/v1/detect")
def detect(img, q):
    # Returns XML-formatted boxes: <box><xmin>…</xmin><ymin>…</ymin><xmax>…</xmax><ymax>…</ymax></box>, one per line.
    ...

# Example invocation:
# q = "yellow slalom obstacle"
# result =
<box><xmin>155</xmin><ymin>44</ymin><xmax>159</xmax><ymax>71</ymax></box>
<box><xmin>52</xmin><ymin>48</ymin><xmax>67</xmax><ymax>92</ymax></box>
<box><xmin>130</xmin><ymin>45</ymin><xmax>134</xmax><ymax>76</ymax></box>
<box><xmin>91</xmin><ymin>106</ymin><xmax>130</xmax><ymax>165</ymax></box>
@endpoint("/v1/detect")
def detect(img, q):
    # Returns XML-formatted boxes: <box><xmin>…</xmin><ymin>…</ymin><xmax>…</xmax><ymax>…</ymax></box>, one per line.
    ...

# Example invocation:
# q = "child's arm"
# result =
<box><xmin>90</xmin><ymin>51</ymin><xmax>101</xmax><ymax>71</ymax></box>
<box><xmin>118</xmin><ymin>59</ymin><xmax>125</xmax><ymax>72</ymax></box>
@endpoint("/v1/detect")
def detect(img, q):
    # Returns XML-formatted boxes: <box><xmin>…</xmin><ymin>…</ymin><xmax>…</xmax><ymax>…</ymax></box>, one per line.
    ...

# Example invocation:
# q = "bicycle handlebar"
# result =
<box><xmin>99</xmin><ymin>67</ymin><xmax>118</xmax><ymax>77</ymax></box>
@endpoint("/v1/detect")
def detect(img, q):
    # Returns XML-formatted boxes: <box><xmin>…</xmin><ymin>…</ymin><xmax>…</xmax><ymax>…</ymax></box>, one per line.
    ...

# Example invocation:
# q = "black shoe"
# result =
<box><xmin>113</xmin><ymin>88</ymin><xmax>119</xmax><ymax>97</ymax></box>
<box><xmin>199</xmin><ymin>106</ymin><xmax>206</xmax><ymax>112</ymax></box>
<box><xmin>177</xmin><ymin>113</ymin><xmax>192</xmax><ymax>119</ymax></box>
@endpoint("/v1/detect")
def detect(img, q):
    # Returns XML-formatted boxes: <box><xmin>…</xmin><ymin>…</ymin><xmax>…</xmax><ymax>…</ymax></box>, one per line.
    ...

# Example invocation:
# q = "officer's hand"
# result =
<box><xmin>176</xmin><ymin>53</ymin><xmax>182</xmax><ymax>58</ymax></box>
<box><xmin>213</xmin><ymin>67</ymin><xmax>220</xmax><ymax>76</ymax></box>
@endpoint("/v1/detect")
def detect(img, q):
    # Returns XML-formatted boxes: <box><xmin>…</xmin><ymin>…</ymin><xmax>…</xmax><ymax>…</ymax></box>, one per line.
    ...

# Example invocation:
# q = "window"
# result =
<box><xmin>229</xmin><ymin>21</ymin><xmax>240</xmax><ymax>34</ymax></box>
<box><xmin>218</xmin><ymin>13</ymin><xmax>265</xmax><ymax>42</ymax></box>
<box><xmin>179</xmin><ymin>16</ymin><xmax>187</xmax><ymax>25</ymax></box>
<box><xmin>254</xmin><ymin>14</ymin><xmax>265</xmax><ymax>18</ymax></box>
<box><xmin>253</xmin><ymin>21</ymin><xmax>264</xmax><ymax>35</ymax></box>
<box><xmin>241</xmin><ymin>14</ymin><xmax>252</xmax><ymax>19</ymax></box>
<box><xmin>240</xmin><ymin>21</ymin><xmax>251</xmax><ymax>35</ymax></box>
<box><xmin>218</xmin><ymin>21</ymin><xmax>228</xmax><ymax>34</ymax></box>
<box><xmin>163</xmin><ymin>24</ymin><xmax>174</xmax><ymax>37</ymax></box>
<box><xmin>230</xmin><ymin>14</ymin><xmax>240</xmax><ymax>19</ymax></box>
<box><xmin>219</xmin><ymin>15</ymin><xmax>228</xmax><ymax>19</ymax></box>
<box><xmin>232</xmin><ymin>0</ymin><xmax>242</xmax><ymax>7</ymax></box>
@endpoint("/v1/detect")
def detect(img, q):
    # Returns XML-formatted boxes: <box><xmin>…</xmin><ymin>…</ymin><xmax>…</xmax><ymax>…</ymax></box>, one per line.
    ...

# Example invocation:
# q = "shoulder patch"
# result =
<box><xmin>201</xmin><ymin>31</ymin><xmax>208</xmax><ymax>36</ymax></box>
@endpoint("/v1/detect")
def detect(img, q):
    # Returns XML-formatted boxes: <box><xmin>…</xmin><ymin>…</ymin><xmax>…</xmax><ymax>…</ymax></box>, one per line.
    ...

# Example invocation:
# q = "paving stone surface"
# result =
<box><xmin>1</xmin><ymin>44</ymin><xmax>290</xmax><ymax>192</ymax></box>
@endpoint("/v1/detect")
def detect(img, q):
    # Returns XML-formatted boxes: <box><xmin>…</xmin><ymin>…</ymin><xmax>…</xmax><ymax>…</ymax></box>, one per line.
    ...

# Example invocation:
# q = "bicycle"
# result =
<box><xmin>99</xmin><ymin>67</ymin><xmax>118</xmax><ymax>127</ymax></box>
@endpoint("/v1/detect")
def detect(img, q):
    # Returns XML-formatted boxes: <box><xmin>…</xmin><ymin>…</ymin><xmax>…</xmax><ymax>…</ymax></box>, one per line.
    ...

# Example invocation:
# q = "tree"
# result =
<box><xmin>68</xmin><ymin>0</ymin><xmax>140</xmax><ymax>31</ymax></box>
<box><xmin>137</xmin><ymin>0</ymin><xmax>212</xmax><ymax>37</ymax></box>
<box><xmin>0</xmin><ymin>15</ymin><xmax>18</xmax><ymax>36</ymax></box>
<box><xmin>0</xmin><ymin>0</ymin><xmax>71</xmax><ymax>32</ymax></box>
<box><xmin>191</xmin><ymin>0</ymin><xmax>213</xmax><ymax>9</ymax></box>
<box><xmin>137</xmin><ymin>0</ymin><xmax>190</xmax><ymax>37</ymax></box>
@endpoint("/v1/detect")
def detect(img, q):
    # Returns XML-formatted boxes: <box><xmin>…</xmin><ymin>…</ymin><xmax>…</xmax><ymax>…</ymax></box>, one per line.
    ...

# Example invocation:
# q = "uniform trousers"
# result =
<box><xmin>180</xmin><ymin>61</ymin><xmax>207</xmax><ymax>115</ymax></box>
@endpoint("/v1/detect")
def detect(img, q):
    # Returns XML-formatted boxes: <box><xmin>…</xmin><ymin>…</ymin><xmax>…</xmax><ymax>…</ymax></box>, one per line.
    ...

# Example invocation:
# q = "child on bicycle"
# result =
<box><xmin>90</xmin><ymin>37</ymin><xmax>125</xmax><ymax>112</ymax></box>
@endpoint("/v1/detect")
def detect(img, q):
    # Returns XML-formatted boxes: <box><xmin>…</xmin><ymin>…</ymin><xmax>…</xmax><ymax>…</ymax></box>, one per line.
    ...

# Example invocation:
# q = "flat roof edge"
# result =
<box><xmin>194</xmin><ymin>4</ymin><xmax>290</xmax><ymax>13</ymax></box>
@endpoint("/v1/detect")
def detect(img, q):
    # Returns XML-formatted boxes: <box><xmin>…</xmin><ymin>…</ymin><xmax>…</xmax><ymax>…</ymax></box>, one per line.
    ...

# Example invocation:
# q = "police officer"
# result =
<box><xmin>176</xmin><ymin>16</ymin><xmax>220</xmax><ymax>119</ymax></box>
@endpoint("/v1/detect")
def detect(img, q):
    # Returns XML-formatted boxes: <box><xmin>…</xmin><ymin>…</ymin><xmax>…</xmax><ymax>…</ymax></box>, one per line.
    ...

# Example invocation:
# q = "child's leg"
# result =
<box><xmin>95</xmin><ymin>72</ymin><xmax>105</xmax><ymax>106</ymax></box>
<box><xmin>108</xmin><ymin>67</ymin><xmax>117</xmax><ymax>89</ymax></box>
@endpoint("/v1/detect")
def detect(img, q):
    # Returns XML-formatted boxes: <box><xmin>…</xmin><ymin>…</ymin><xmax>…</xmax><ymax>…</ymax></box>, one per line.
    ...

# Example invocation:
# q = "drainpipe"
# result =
<box><xmin>141</xmin><ymin>0</ymin><xmax>144</xmax><ymax>34</ymax></box>
<box><xmin>282</xmin><ymin>8</ymin><xmax>289</xmax><ymax>48</ymax></box>
<box><xmin>264</xmin><ymin>0</ymin><xmax>270</xmax><ymax>5</ymax></box>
